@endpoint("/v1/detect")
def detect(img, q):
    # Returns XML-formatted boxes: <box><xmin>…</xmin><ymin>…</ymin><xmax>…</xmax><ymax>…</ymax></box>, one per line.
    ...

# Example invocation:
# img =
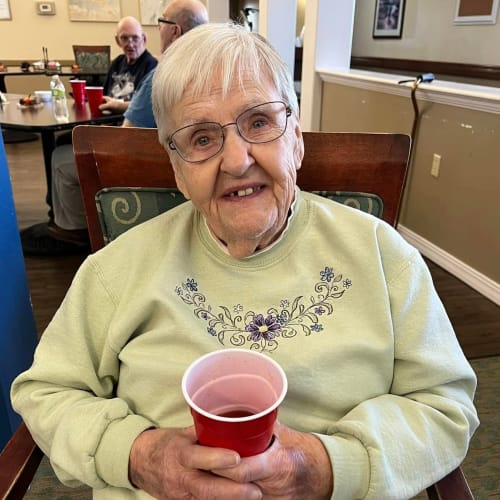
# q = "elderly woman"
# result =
<box><xmin>12</xmin><ymin>23</ymin><xmax>478</xmax><ymax>499</ymax></box>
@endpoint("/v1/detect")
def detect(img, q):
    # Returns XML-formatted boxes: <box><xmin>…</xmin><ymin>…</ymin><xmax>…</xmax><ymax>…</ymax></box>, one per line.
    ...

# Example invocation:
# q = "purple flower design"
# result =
<box><xmin>320</xmin><ymin>267</ymin><xmax>334</xmax><ymax>282</ymax></box>
<box><xmin>310</xmin><ymin>323</ymin><xmax>324</xmax><ymax>332</ymax></box>
<box><xmin>246</xmin><ymin>314</ymin><xmax>281</xmax><ymax>341</ymax></box>
<box><xmin>314</xmin><ymin>306</ymin><xmax>326</xmax><ymax>315</ymax></box>
<box><xmin>186</xmin><ymin>278</ymin><xmax>198</xmax><ymax>291</ymax></box>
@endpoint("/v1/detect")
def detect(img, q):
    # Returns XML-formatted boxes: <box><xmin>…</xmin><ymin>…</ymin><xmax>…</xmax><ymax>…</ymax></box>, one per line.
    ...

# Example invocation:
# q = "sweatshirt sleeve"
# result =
<box><xmin>315</xmin><ymin>246</ymin><xmax>479</xmax><ymax>500</ymax></box>
<box><xmin>10</xmin><ymin>255</ymin><xmax>154</xmax><ymax>490</ymax></box>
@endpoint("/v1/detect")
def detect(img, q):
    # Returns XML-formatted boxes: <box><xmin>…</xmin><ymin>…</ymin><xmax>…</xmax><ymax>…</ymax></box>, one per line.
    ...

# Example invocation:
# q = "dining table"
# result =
<box><xmin>0</xmin><ymin>92</ymin><xmax>123</xmax><ymax>217</ymax></box>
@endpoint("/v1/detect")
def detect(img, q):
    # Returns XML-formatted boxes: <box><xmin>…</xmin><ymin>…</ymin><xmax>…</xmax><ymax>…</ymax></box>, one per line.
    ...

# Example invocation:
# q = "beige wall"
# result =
<box><xmin>1</xmin><ymin>0</ymin><xmax>305</xmax><ymax>62</ymax></box>
<box><xmin>296</xmin><ymin>0</ymin><xmax>305</xmax><ymax>36</ymax></box>
<box><xmin>352</xmin><ymin>0</ymin><xmax>500</xmax><ymax>66</ymax></box>
<box><xmin>321</xmin><ymin>83</ymin><xmax>500</xmax><ymax>283</ymax></box>
<box><xmin>0</xmin><ymin>0</ymin><xmax>182</xmax><ymax>62</ymax></box>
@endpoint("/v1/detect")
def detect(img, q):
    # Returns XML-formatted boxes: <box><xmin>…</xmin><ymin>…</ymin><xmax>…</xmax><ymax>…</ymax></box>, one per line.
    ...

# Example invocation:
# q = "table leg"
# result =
<box><xmin>40</xmin><ymin>130</ymin><xmax>55</xmax><ymax>221</ymax></box>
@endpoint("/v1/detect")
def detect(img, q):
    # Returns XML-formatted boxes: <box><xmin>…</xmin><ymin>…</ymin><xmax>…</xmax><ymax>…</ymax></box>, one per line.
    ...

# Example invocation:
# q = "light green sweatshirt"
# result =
<box><xmin>11</xmin><ymin>190</ymin><xmax>479</xmax><ymax>499</ymax></box>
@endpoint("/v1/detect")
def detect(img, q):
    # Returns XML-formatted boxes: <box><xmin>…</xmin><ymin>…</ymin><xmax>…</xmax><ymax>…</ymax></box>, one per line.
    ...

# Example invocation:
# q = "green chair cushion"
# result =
<box><xmin>95</xmin><ymin>187</ymin><xmax>187</xmax><ymax>245</ymax></box>
<box><xmin>312</xmin><ymin>190</ymin><xmax>383</xmax><ymax>218</ymax></box>
<box><xmin>95</xmin><ymin>187</ymin><xmax>383</xmax><ymax>245</ymax></box>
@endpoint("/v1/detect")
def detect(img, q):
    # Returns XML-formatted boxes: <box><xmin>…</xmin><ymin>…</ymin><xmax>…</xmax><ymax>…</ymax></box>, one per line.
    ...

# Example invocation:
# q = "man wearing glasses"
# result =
<box><xmin>101</xmin><ymin>16</ymin><xmax>158</xmax><ymax>115</ymax></box>
<box><xmin>20</xmin><ymin>3</ymin><xmax>207</xmax><ymax>257</ymax></box>
<box><xmin>20</xmin><ymin>16</ymin><xmax>156</xmax><ymax>256</ymax></box>
<box><xmin>123</xmin><ymin>0</ymin><xmax>209</xmax><ymax>128</ymax></box>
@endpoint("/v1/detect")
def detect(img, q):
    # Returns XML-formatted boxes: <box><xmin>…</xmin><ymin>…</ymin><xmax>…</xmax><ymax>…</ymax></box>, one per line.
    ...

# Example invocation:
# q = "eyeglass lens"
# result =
<box><xmin>169</xmin><ymin>101</ymin><xmax>290</xmax><ymax>163</ymax></box>
<box><xmin>119</xmin><ymin>35</ymin><xmax>142</xmax><ymax>43</ymax></box>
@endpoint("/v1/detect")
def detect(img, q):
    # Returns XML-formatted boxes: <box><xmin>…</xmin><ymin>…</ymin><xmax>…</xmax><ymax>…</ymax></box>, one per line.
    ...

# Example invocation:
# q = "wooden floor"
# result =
<box><xmin>4</xmin><ymin>136</ymin><xmax>500</xmax><ymax>357</ymax></box>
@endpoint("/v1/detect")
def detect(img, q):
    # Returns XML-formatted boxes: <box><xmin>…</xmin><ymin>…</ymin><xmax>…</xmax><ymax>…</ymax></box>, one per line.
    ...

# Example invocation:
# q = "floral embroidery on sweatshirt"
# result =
<box><xmin>175</xmin><ymin>266</ymin><xmax>352</xmax><ymax>352</ymax></box>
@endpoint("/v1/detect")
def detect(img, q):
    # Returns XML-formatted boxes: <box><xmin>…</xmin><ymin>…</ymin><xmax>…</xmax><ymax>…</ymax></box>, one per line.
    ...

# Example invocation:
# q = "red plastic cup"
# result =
<box><xmin>70</xmin><ymin>79</ymin><xmax>86</xmax><ymax>106</ymax></box>
<box><xmin>182</xmin><ymin>348</ymin><xmax>288</xmax><ymax>457</ymax></box>
<box><xmin>85</xmin><ymin>86</ymin><xmax>104</xmax><ymax>116</ymax></box>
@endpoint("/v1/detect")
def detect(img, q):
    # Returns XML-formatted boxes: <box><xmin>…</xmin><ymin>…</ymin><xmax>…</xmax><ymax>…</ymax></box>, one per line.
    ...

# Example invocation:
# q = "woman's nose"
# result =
<box><xmin>219</xmin><ymin>126</ymin><xmax>253</xmax><ymax>175</ymax></box>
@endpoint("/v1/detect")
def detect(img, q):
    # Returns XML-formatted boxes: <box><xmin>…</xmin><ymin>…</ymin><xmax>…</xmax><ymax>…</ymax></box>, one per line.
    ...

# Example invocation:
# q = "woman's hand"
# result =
<box><xmin>129</xmin><ymin>426</ymin><xmax>263</xmax><ymax>499</ymax></box>
<box><xmin>212</xmin><ymin>421</ymin><xmax>334</xmax><ymax>499</ymax></box>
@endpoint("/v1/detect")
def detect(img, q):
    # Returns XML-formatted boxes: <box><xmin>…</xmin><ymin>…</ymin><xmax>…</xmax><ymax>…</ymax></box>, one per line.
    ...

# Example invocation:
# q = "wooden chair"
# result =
<box><xmin>72</xmin><ymin>125</ymin><xmax>411</xmax><ymax>252</ymax></box>
<box><xmin>0</xmin><ymin>423</ymin><xmax>43</xmax><ymax>499</ymax></box>
<box><xmin>0</xmin><ymin>126</ymin><xmax>473</xmax><ymax>499</ymax></box>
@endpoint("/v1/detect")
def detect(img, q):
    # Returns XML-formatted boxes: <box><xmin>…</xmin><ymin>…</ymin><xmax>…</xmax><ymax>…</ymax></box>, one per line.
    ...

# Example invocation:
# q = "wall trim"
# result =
<box><xmin>319</xmin><ymin>69</ymin><xmax>500</xmax><ymax>115</ymax></box>
<box><xmin>398</xmin><ymin>225</ymin><xmax>500</xmax><ymax>306</ymax></box>
<box><xmin>350</xmin><ymin>56</ymin><xmax>500</xmax><ymax>82</ymax></box>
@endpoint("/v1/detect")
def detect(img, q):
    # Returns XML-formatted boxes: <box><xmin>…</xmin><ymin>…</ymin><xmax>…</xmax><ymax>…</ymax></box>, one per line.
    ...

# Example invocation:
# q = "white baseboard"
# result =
<box><xmin>397</xmin><ymin>225</ymin><xmax>500</xmax><ymax>306</ymax></box>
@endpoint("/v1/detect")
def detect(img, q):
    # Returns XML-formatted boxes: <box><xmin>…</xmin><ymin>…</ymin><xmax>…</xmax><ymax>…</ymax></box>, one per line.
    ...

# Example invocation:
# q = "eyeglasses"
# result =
<box><xmin>158</xmin><ymin>17</ymin><xmax>176</xmax><ymax>27</ymax></box>
<box><xmin>167</xmin><ymin>101</ymin><xmax>292</xmax><ymax>163</ymax></box>
<box><xmin>118</xmin><ymin>34</ymin><xmax>142</xmax><ymax>43</ymax></box>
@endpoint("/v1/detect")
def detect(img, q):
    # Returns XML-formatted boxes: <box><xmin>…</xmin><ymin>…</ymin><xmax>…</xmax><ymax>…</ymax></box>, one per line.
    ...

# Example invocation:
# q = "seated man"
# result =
<box><xmin>20</xmin><ymin>4</ymin><xmax>208</xmax><ymax>257</ymax></box>
<box><xmin>119</xmin><ymin>0</ymin><xmax>210</xmax><ymax>129</ymax></box>
<box><xmin>99</xmin><ymin>15</ymin><xmax>158</xmax><ymax>114</ymax></box>
<box><xmin>21</xmin><ymin>15</ymin><xmax>158</xmax><ymax>255</ymax></box>
<box><xmin>46</xmin><ymin>1</ymin><xmax>208</xmax><ymax>252</ymax></box>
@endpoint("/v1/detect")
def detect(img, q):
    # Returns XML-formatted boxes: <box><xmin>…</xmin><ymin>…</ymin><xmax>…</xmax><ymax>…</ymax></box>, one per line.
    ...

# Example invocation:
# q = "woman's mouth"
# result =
<box><xmin>227</xmin><ymin>186</ymin><xmax>262</xmax><ymax>198</ymax></box>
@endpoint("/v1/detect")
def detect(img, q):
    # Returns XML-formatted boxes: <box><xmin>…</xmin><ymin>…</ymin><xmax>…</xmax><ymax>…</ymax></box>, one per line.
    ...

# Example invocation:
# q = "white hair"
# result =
<box><xmin>152</xmin><ymin>22</ymin><xmax>299</xmax><ymax>149</ymax></box>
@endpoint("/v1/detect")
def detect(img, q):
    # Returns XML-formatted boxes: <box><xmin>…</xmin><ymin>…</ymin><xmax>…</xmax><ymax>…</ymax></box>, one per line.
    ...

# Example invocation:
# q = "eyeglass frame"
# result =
<box><xmin>158</xmin><ymin>17</ymin><xmax>177</xmax><ymax>27</ymax></box>
<box><xmin>158</xmin><ymin>17</ymin><xmax>182</xmax><ymax>35</ymax></box>
<box><xmin>117</xmin><ymin>34</ymin><xmax>144</xmax><ymax>44</ymax></box>
<box><xmin>167</xmin><ymin>101</ymin><xmax>292</xmax><ymax>164</ymax></box>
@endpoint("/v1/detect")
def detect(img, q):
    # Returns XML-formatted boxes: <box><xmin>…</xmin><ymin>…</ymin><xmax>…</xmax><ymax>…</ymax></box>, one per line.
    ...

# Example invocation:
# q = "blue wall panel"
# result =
<box><xmin>0</xmin><ymin>131</ymin><xmax>38</xmax><ymax>449</ymax></box>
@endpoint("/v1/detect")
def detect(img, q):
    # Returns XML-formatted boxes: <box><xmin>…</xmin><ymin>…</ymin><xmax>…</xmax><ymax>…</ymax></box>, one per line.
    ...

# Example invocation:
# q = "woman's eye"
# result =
<box><xmin>195</xmin><ymin>135</ymin><xmax>210</xmax><ymax>147</ymax></box>
<box><xmin>252</xmin><ymin>118</ymin><xmax>267</xmax><ymax>129</ymax></box>
<box><xmin>190</xmin><ymin>128</ymin><xmax>216</xmax><ymax>148</ymax></box>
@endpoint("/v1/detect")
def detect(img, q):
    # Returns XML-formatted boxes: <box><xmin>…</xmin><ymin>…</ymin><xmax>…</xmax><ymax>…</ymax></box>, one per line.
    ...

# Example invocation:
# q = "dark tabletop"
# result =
<box><xmin>0</xmin><ymin>93</ymin><xmax>122</xmax><ymax>131</ymax></box>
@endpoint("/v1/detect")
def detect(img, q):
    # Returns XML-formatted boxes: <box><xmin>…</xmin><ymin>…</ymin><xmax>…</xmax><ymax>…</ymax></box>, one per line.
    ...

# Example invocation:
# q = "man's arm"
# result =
<box><xmin>100</xmin><ymin>96</ymin><xmax>129</xmax><ymax>114</ymax></box>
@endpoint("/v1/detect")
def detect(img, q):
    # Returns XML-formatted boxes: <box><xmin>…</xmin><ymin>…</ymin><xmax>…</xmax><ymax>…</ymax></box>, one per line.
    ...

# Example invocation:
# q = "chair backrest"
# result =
<box><xmin>73</xmin><ymin>125</ymin><xmax>411</xmax><ymax>252</ymax></box>
<box><xmin>72</xmin><ymin>45</ymin><xmax>111</xmax><ymax>73</ymax></box>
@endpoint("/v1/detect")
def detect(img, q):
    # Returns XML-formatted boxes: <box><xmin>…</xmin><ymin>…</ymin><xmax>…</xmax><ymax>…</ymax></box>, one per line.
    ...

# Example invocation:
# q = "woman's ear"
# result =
<box><xmin>293</xmin><ymin>123</ymin><xmax>304</xmax><ymax>171</ymax></box>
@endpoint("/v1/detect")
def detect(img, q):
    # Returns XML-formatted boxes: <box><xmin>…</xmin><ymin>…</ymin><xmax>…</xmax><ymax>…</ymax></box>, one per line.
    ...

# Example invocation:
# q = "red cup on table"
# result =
<box><xmin>85</xmin><ymin>86</ymin><xmax>104</xmax><ymax>116</ymax></box>
<box><xmin>70</xmin><ymin>79</ymin><xmax>86</xmax><ymax>106</ymax></box>
<box><xmin>181</xmin><ymin>348</ymin><xmax>288</xmax><ymax>457</ymax></box>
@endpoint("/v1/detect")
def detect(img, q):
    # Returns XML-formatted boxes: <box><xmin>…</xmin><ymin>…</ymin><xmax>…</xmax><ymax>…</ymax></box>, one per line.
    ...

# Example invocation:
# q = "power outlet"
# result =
<box><xmin>431</xmin><ymin>153</ymin><xmax>441</xmax><ymax>178</ymax></box>
<box><xmin>36</xmin><ymin>2</ymin><xmax>56</xmax><ymax>15</ymax></box>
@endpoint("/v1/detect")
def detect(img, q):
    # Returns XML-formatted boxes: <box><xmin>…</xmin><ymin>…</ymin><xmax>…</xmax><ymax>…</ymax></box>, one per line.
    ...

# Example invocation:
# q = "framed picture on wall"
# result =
<box><xmin>68</xmin><ymin>0</ymin><xmax>121</xmax><ymax>22</ymax></box>
<box><xmin>454</xmin><ymin>0</ymin><xmax>499</xmax><ymax>24</ymax></box>
<box><xmin>139</xmin><ymin>0</ymin><xmax>169</xmax><ymax>26</ymax></box>
<box><xmin>0</xmin><ymin>0</ymin><xmax>12</xmax><ymax>20</ymax></box>
<box><xmin>373</xmin><ymin>0</ymin><xmax>405</xmax><ymax>38</ymax></box>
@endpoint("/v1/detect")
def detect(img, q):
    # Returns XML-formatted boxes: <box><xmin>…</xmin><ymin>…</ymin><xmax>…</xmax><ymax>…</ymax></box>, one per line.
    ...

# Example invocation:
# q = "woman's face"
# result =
<box><xmin>168</xmin><ymin>72</ymin><xmax>304</xmax><ymax>260</ymax></box>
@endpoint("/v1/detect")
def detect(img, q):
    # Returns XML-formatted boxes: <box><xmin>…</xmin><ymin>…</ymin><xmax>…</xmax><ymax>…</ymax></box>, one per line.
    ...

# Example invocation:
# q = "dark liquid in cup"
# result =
<box><xmin>218</xmin><ymin>409</ymin><xmax>255</xmax><ymax>418</ymax></box>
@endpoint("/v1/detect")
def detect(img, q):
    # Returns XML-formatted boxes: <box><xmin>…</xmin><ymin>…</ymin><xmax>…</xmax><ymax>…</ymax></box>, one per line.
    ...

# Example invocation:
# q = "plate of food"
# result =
<box><xmin>17</xmin><ymin>95</ymin><xmax>44</xmax><ymax>109</ymax></box>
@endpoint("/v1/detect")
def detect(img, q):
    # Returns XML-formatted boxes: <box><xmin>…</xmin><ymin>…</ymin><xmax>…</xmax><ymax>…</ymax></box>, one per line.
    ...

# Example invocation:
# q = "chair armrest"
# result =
<box><xmin>426</xmin><ymin>466</ymin><xmax>473</xmax><ymax>500</ymax></box>
<box><xmin>0</xmin><ymin>423</ymin><xmax>44</xmax><ymax>499</ymax></box>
